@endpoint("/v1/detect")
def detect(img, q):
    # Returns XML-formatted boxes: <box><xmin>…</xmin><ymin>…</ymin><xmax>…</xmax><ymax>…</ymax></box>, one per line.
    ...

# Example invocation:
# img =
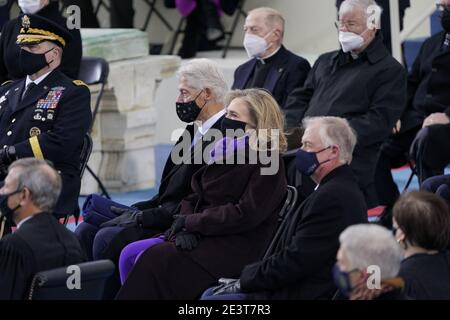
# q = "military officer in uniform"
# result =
<box><xmin>0</xmin><ymin>14</ymin><xmax>92</xmax><ymax>220</ymax></box>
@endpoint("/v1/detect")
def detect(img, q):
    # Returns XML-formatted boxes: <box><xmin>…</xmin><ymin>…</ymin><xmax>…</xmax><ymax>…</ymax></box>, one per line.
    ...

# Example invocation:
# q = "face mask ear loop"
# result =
<box><xmin>195</xmin><ymin>90</ymin><xmax>208</xmax><ymax>120</ymax></box>
<box><xmin>0</xmin><ymin>217</ymin><xmax>5</xmax><ymax>240</ymax></box>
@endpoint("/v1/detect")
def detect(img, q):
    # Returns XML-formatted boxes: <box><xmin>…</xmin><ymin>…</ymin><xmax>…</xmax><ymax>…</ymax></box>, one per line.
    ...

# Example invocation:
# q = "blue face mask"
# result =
<box><xmin>332</xmin><ymin>265</ymin><xmax>353</xmax><ymax>298</ymax></box>
<box><xmin>295</xmin><ymin>146</ymin><xmax>331</xmax><ymax>176</ymax></box>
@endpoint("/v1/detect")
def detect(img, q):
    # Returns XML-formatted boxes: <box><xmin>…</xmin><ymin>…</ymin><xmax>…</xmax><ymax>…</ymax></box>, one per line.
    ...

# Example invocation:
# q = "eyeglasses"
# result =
<box><xmin>335</xmin><ymin>21</ymin><xmax>360</xmax><ymax>31</ymax></box>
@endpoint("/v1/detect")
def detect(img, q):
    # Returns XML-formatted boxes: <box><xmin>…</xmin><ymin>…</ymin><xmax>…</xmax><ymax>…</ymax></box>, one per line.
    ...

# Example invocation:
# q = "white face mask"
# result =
<box><xmin>243</xmin><ymin>31</ymin><xmax>273</xmax><ymax>59</ymax></box>
<box><xmin>18</xmin><ymin>0</ymin><xmax>45</xmax><ymax>15</ymax></box>
<box><xmin>339</xmin><ymin>31</ymin><xmax>366</xmax><ymax>53</ymax></box>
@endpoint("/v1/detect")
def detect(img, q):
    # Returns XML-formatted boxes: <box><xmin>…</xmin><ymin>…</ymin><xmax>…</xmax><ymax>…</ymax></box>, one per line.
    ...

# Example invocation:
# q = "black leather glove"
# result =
<box><xmin>174</xmin><ymin>231</ymin><xmax>200</xmax><ymax>251</ymax></box>
<box><xmin>100</xmin><ymin>206</ymin><xmax>143</xmax><ymax>228</ymax></box>
<box><xmin>140</xmin><ymin>207</ymin><xmax>172</xmax><ymax>230</ymax></box>
<box><xmin>0</xmin><ymin>146</ymin><xmax>17</xmax><ymax>175</ymax></box>
<box><xmin>164</xmin><ymin>215</ymin><xmax>186</xmax><ymax>240</ymax></box>
<box><xmin>212</xmin><ymin>279</ymin><xmax>241</xmax><ymax>295</ymax></box>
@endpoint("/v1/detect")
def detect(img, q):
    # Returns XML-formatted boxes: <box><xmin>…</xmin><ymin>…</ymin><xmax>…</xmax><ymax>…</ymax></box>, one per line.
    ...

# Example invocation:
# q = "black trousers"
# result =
<box><xmin>178</xmin><ymin>0</ymin><xmax>223</xmax><ymax>59</ymax></box>
<box><xmin>411</xmin><ymin>124</ymin><xmax>450</xmax><ymax>185</ymax></box>
<box><xmin>109</xmin><ymin>0</ymin><xmax>134</xmax><ymax>28</ymax></box>
<box><xmin>375</xmin><ymin>127</ymin><xmax>421</xmax><ymax>207</ymax></box>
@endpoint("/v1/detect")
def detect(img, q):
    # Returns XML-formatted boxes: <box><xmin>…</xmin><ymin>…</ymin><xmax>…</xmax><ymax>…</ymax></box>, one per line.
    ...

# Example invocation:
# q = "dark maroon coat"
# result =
<box><xmin>116</xmin><ymin>157</ymin><xmax>287</xmax><ymax>300</ymax></box>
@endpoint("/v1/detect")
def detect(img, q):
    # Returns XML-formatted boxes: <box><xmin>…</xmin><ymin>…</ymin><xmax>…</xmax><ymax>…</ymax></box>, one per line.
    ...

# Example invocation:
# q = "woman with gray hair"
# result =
<box><xmin>334</xmin><ymin>224</ymin><xmax>405</xmax><ymax>300</ymax></box>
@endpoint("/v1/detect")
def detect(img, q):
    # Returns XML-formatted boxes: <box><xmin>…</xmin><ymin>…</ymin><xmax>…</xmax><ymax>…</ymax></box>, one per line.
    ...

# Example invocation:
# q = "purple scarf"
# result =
<box><xmin>176</xmin><ymin>0</ymin><xmax>222</xmax><ymax>17</ymax></box>
<box><xmin>209</xmin><ymin>135</ymin><xmax>249</xmax><ymax>164</ymax></box>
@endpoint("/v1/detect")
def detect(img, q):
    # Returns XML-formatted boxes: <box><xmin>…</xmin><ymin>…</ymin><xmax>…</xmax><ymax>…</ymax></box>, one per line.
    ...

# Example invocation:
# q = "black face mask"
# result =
<box><xmin>19</xmin><ymin>48</ymin><xmax>54</xmax><ymax>76</ymax></box>
<box><xmin>0</xmin><ymin>189</ymin><xmax>22</xmax><ymax>224</ymax></box>
<box><xmin>221</xmin><ymin>117</ymin><xmax>247</xmax><ymax>131</ymax></box>
<box><xmin>442</xmin><ymin>9</ymin><xmax>450</xmax><ymax>32</ymax></box>
<box><xmin>176</xmin><ymin>91</ymin><xmax>205</xmax><ymax>123</ymax></box>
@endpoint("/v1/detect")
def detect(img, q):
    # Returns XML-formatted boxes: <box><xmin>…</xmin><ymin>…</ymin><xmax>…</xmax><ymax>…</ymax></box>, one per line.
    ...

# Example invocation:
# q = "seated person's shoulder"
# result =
<box><xmin>285</xmin><ymin>49</ymin><xmax>311</xmax><ymax>68</ymax></box>
<box><xmin>72</xmin><ymin>79</ymin><xmax>89</xmax><ymax>89</ymax></box>
<box><xmin>423</xmin><ymin>31</ymin><xmax>446</xmax><ymax>48</ymax></box>
<box><xmin>64</xmin><ymin>78</ymin><xmax>91</xmax><ymax>95</ymax></box>
<box><xmin>1</xmin><ymin>79</ymin><xmax>16</xmax><ymax>90</ymax></box>
<box><xmin>0</xmin><ymin>232</ymin><xmax>30</xmax><ymax>254</ymax></box>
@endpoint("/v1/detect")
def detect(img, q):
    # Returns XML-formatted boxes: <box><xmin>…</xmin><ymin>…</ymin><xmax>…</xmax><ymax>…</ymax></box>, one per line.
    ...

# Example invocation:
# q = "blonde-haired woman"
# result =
<box><xmin>116</xmin><ymin>89</ymin><xmax>288</xmax><ymax>300</ymax></box>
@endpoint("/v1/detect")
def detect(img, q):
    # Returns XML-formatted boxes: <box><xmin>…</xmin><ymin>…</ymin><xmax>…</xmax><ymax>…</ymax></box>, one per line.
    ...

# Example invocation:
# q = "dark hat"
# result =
<box><xmin>16</xmin><ymin>14</ymin><xmax>72</xmax><ymax>48</ymax></box>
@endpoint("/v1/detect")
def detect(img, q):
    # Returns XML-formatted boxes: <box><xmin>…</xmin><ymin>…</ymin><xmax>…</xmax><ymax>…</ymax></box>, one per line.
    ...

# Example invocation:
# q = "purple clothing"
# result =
<box><xmin>209</xmin><ymin>136</ymin><xmax>250</xmax><ymax>164</ymax></box>
<box><xmin>176</xmin><ymin>0</ymin><xmax>221</xmax><ymax>17</ymax></box>
<box><xmin>81</xmin><ymin>194</ymin><xmax>131</xmax><ymax>227</ymax></box>
<box><xmin>119</xmin><ymin>235</ymin><xmax>165</xmax><ymax>284</ymax></box>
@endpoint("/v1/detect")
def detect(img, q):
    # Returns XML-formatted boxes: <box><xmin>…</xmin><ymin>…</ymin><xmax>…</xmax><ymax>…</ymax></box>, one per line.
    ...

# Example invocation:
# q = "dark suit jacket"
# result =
<box><xmin>0</xmin><ymin>213</ymin><xmax>85</xmax><ymax>300</ymax></box>
<box><xmin>0</xmin><ymin>2</ymin><xmax>82</xmax><ymax>83</ymax></box>
<box><xmin>0</xmin><ymin>70</ymin><xmax>92</xmax><ymax>217</ymax></box>
<box><xmin>232</xmin><ymin>46</ymin><xmax>311</xmax><ymax>128</ymax></box>
<box><xmin>133</xmin><ymin>116</ymin><xmax>225</xmax><ymax>229</ymax></box>
<box><xmin>401</xmin><ymin>31</ymin><xmax>450</xmax><ymax>131</ymax></box>
<box><xmin>239</xmin><ymin>165</ymin><xmax>368</xmax><ymax>300</ymax></box>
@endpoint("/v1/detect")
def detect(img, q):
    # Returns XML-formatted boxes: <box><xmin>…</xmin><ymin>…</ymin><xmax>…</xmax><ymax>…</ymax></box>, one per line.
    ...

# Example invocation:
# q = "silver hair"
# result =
<box><xmin>302</xmin><ymin>116</ymin><xmax>357</xmax><ymax>165</ymax></box>
<box><xmin>176</xmin><ymin>58</ymin><xmax>228</xmax><ymax>104</ymax></box>
<box><xmin>339</xmin><ymin>224</ymin><xmax>403</xmax><ymax>279</ymax></box>
<box><xmin>339</xmin><ymin>0</ymin><xmax>383</xmax><ymax>29</ymax></box>
<box><xmin>9</xmin><ymin>158</ymin><xmax>62</xmax><ymax>212</ymax></box>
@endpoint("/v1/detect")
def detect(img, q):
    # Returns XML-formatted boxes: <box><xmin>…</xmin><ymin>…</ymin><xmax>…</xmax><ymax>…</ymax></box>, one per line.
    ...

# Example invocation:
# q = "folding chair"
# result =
<box><xmin>141</xmin><ymin>0</ymin><xmax>174</xmax><ymax>32</ymax></box>
<box><xmin>28</xmin><ymin>260</ymin><xmax>115</xmax><ymax>300</ymax></box>
<box><xmin>78</xmin><ymin>57</ymin><xmax>111</xmax><ymax>200</ymax></box>
<box><xmin>62</xmin><ymin>133</ymin><xmax>93</xmax><ymax>226</ymax></box>
<box><xmin>262</xmin><ymin>186</ymin><xmax>299</xmax><ymax>259</ymax></box>
<box><xmin>403</xmin><ymin>159</ymin><xmax>417</xmax><ymax>192</ymax></box>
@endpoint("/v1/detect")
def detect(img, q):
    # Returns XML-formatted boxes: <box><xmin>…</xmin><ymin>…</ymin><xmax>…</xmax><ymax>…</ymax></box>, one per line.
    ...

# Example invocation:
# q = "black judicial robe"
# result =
<box><xmin>0</xmin><ymin>213</ymin><xmax>85</xmax><ymax>300</ymax></box>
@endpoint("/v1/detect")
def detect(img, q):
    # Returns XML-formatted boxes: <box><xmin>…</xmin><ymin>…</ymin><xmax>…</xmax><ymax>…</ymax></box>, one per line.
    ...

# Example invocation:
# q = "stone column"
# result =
<box><xmin>80</xmin><ymin>29</ymin><xmax>181</xmax><ymax>194</ymax></box>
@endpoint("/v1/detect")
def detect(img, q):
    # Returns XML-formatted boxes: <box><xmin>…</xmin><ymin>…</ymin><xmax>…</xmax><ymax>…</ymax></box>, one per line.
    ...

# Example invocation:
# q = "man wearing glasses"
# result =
<box><xmin>336</xmin><ymin>0</ymin><xmax>410</xmax><ymax>54</ymax></box>
<box><xmin>284</xmin><ymin>0</ymin><xmax>407</xmax><ymax>208</ymax></box>
<box><xmin>376</xmin><ymin>0</ymin><xmax>450</xmax><ymax>227</ymax></box>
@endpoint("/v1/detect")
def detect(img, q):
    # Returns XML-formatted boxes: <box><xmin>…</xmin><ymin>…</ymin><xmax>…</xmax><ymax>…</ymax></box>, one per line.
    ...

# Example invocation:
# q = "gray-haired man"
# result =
<box><xmin>0</xmin><ymin>158</ymin><xmax>84</xmax><ymax>300</ymax></box>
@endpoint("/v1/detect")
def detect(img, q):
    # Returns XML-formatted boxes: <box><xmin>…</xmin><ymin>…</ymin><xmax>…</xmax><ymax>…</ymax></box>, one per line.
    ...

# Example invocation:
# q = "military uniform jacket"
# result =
<box><xmin>0</xmin><ymin>69</ymin><xmax>92</xmax><ymax>216</ymax></box>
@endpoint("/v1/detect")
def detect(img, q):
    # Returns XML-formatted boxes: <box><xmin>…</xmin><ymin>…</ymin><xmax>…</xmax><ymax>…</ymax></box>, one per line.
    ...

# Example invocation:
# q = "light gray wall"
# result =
<box><xmin>9</xmin><ymin>0</ymin><xmax>435</xmax><ymax>56</ymax></box>
<box><xmin>92</xmin><ymin>0</ymin><xmax>434</xmax><ymax>56</ymax></box>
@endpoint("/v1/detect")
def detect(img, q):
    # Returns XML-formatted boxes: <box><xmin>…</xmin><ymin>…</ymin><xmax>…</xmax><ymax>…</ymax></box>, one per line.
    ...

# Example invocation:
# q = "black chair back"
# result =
<box><xmin>263</xmin><ymin>186</ymin><xmax>299</xmax><ymax>259</ymax></box>
<box><xmin>78</xmin><ymin>57</ymin><xmax>109</xmax><ymax>86</ymax></box>
<box><xmin>80</xmin><ymin>133</ymin><xmax>93</xmax><ymax>179</ymax></box>
<box><xmin>78</xmin><ymin>57</ymin><xmax>109</xmax><ymax>133</ymax></box>
<box><xmin>28</xmin><ymin>260</ymin><xmax>115</xmax><ymax>300</ymax></box>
